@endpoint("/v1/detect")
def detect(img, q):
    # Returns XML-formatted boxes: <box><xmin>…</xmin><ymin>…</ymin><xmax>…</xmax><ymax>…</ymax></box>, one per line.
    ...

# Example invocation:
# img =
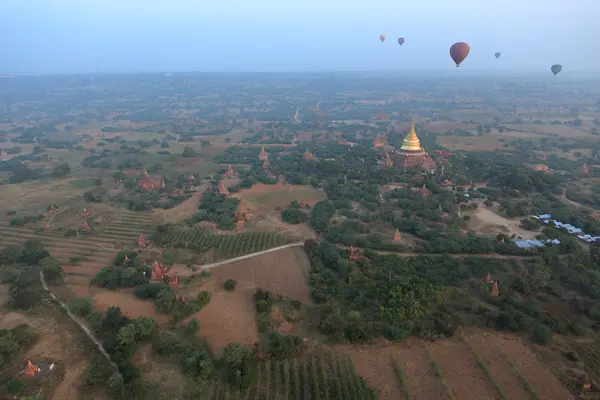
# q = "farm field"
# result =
<box><xmin>334</xmin><ymin>331</ymin><xmax>572</xmax><ymax>400</ymax></box>
<box><xmin>505</xmin><ymin>123</ymin><xmax>594</xmax><ymax>138</ymax></box>
<box><xmin>237</xmin><ymin>183</ymin><xmax>327</xmax><ymax>212</ymax></box>
<box><xmin>0</xmin><ymin>208</ymin><xmax>158</xmax><ymax>300</ymax></box>
<box><xmin>182</xmin><ymin>246</ymin><xmax>312</xmax><ymax>354</ymax></box>
<box><xmin>424</xmin><ymin>121</ymin><xmax>478</xmax><ymax>133</ymax></box>
<box><xmin>236</xmin><ymin>182</ymin><xmax>326</xmax><ymax>239</ymax></box>
<box><xmin>436</xmin><ymin>133</ymin><xmax>543</xmax><ymax>152</ymax></box>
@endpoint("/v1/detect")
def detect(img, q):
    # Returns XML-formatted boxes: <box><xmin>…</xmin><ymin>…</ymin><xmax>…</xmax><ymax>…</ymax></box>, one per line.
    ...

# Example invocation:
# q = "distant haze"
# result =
<box><xmin>2</xmin><ymin>0</ymin><xmax>599</xmax><ymax>74</ymax></box>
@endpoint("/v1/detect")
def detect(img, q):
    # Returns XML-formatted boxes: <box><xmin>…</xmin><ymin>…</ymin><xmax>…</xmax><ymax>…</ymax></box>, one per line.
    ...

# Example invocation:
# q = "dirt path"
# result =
<box><xmin>39</xmin><ymin>270</ymin><xmax>118</xmax><ymax>371</ymax></box>
<box><xmin>190</xmin><ymin>241</ymin><xmax>304</xmax><ymax>272</ymax></box>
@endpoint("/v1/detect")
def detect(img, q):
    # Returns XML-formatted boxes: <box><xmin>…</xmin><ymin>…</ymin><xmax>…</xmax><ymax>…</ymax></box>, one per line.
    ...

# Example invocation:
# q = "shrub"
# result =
<box><xmin>4</xmin><ymin>379</ymin><xmax>25</xmax><ymax>395</ymax></box>
<box><xmin>70</xmin><ymin>298</ymin><xmax>93</xmax><ymax>317</ymax></box>
<box><xmin>531</xmin><ymin>324</ymin><xmax>552</xmax><ymax>345</ymax></box>
<box><xmin>196</xmin><ymin>290</ymin><xmax>212</xmax><ymax>307</ymax></box>
<box><xmin>224</xmin><ymin>279</ymin><xmax>237</xmax><ymax>291</ymax></box>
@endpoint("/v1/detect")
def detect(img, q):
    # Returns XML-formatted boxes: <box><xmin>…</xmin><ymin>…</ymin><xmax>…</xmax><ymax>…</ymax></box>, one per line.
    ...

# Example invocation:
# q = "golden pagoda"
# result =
<box><xmin>401</xmin><ymin>122</ymin><xmax>422</xmax><ymax>151</ymax></box>
<box><xmin>391</xmin><ymin>121</ymin><xmax>437</xmax><ymax>172</ymax></box>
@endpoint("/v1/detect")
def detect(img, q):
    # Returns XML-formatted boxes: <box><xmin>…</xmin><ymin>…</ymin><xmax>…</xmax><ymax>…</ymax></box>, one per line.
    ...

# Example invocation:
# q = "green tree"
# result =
<box><xmin>134</xmin><ymin>316</ymin><xmax>156</xmax><ymax>339</ymax></box>
<box><xmin>224</xmin><ymin>279</ymin><xmax>237</xmax><ymax>291</ymax></box>
<box><xmin>531</xmin><ymin>324</ymin><xmax>552</xmax><ymax>345</ymax></box>
<box><xmin>154</xmin><ymin>288</ymin><xmax>175</xmax><ymax>313</ymax></box>
<box><xmin>117</xmin><ymin>324</ymin><xmax>137</xmax><ymax>347</ymax></box>
<box><xmin>70</xmin><ymin>298</ymin><xmax>93</xmax><ymax>317</ymax></box>
<box><xmin>281</xmin><ymin>208</ymin><xmax>308</xmax><ymax>224</ymax></box>
<box><xmin>182</xmin><ymin>146</ymin><xmax>198</xmax><ymax>157</ymax></box>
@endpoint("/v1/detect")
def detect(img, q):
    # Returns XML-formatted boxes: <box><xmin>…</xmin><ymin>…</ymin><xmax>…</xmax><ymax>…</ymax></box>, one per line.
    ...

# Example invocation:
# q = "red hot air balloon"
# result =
<box><xmin>398</xmin><ymin>37</ymin><xmax>405</xmax><ymax>46</ymax></box>
<box><xmin>449</xmin><ymin>42</ymin><xmax>470</xmax><ymax>67</ymax></box>
<box><xmin>380</xmin><ymin>35</ymin><xmax>386</xmax><ymax>43</ymax></box>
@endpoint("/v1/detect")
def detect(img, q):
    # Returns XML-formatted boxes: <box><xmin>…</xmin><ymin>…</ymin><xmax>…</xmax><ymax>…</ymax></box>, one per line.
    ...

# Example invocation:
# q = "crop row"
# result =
<box><xmin>196</xmin><ymin>354</ymin><xmax>376</xmax><ymax>400</ymax></box>
<box><xmin>154</xmin><ymin>228</ymin><xmax>290</xmax><ymax>258</ymax></box>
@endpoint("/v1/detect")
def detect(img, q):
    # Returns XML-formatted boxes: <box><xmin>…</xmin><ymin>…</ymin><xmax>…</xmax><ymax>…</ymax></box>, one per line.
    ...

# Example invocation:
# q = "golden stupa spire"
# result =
<box><xmin>400</xmin><ymin>118</ymin><xmax>422</xmax><ymax>151</ymax></box>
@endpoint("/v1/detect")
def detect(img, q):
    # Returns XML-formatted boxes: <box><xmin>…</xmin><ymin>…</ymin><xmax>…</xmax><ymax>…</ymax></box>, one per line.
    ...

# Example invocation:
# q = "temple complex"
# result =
<box><xmin>150</xmin><ymin>261</ymin><xmax>179</xmax><ymax>286</ymax></box>
<box><xmin>24</xmin><ymin>360</ymin><xmax>41</xmax><ymax>377</ymax></box>
<box><xmin>393</xmin><ymin>229</ymin><xmax>401</xmax><ymax>241</ymax></box>
<box><xmin>137</xmin><ymin>233</ymin><xmax>150</xmax><ymax>248</ymax></box>
<box><xmin>80</xmin><ymin>208</ymin><xmax>90</xmax><ymax>217</ymax></box>
<box><xmin>390</xmin><ymin>122</ymin><xmax>437</xmax><ymax>172</ymax></box>
<box><xmin>138</xmin><ymin>168</ymin><xmax>163</xmax><ymax>190</ymax></box>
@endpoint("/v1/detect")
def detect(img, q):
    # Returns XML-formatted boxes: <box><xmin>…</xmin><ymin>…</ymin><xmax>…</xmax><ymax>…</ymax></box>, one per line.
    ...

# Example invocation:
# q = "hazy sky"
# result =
<box><xmin>1</xmin><ymin>0</ymin><xmax>599</xmax><ymax>74</ymax></box>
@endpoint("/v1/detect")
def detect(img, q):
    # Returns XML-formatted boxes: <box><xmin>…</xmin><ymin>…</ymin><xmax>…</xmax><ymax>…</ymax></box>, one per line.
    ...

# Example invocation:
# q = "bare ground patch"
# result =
<box><xmin>186</xmin><ymin>288</ymin><xmax>259</xmax><ymax>356</ymax></box>
<box><xmin>466</xmin><ymin>205</ymin><xmax>539</xmax><ymax>239</ymax></box>
<box><xmin>91</xmin><ymin>290</ymin><xmax>170</xmax><ymax>324</ymax></box>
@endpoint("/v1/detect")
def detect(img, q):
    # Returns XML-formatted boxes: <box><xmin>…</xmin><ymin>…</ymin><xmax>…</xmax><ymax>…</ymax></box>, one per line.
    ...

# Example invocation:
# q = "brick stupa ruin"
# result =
<box><xmin>137</xmin><ymin>233</ymin><xmax>150</xmax><ymax>248</ymax></box>
<box><xmin>138</xmin><ymin>168</ymin><xmax>163</xmax><ymax>190</ymax></box>
<box><xmin>24</xmin><ymin>360</ymin><xmax>41</xmax><ymax>377</ymax></box>
<box><xmin>150</xmin><ymin>261</ymin><xmax>179</xmax><ymax>287</ymax></box>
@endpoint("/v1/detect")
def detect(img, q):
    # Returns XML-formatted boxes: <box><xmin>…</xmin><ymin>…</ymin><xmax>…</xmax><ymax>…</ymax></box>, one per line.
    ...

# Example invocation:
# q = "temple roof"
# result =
<box><xmin>400</xmin><ymin>123</ymin><xmax>422</xmax><ymax>152</ymax></box>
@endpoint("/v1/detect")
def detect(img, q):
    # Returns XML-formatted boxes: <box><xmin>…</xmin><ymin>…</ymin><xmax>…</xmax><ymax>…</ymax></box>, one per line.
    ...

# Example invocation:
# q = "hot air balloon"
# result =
<box><xmin>495</xmin><ymin>52</ymin><xmax>501</xmax><ymax>59</ymax></box>
<box><xmin>398</xmin><ymin>37</ymin><xmax>405</xmax><ymax>46</ymax></box>
<box><xmin>449</xmin><ymin>42</ymin><xmax>470</xmax><ymax>67</ymax></box>
<box><xmin>551</xmin><ymin>64</ymin><xmax>562</xmax><ymax>76</ymax></box>
<box><xmin>380</xmin><ymin>35</ymin><xmax>386</xmax><ymax>43</ymax></box>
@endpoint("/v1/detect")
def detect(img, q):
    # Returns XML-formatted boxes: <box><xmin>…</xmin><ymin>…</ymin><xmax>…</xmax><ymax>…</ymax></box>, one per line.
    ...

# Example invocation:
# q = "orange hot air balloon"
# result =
<box><xmin>398</xmin><ymin>37</ymin><xmax>405</xmax><ymax>46</ymax></box>
<box><xmin>380</xmin><ymin>35</ymin><xmax>386</xmax><ymax>43</ymax></box>
<box><xmin>449</xmin><ymin>42</ymin><xmax>470</xmax><ymax>67</ymax></box>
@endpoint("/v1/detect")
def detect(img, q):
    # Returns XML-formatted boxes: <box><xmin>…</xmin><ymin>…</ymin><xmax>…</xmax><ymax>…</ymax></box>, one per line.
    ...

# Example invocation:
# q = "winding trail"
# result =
<box><xmin>39</xmin><ymin>270</ymin><xmax>118</xmax><ymax>371</ymax></box>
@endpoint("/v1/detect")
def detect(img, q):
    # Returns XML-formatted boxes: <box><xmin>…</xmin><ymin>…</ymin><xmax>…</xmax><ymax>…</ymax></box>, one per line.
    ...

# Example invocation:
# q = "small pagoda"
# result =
<box><xmin>219</xmin><ymin>183</ymin><xmax>230</xmax><ymax>197</ymax></box>
<box><xmin>123</xmin><ymin>255</ymin><xmax>131</xmax><ymax>265</ymax></box>
<box><xmin>258</xmin><ymin>146</ymin><xmax>268</xmax><ymax>161</ymax></box>
<box><xmin>491</xmin><ymin>281</ymin><xmax>500</xmax><ymax>297</ymax></box>
<box><xmin>348</xmin><ymin>246</ymin><xmax>361</xmax><ymax>260</ymax></box>
<box><xmin>45</xmin><ymin>204</ymin><xmax>58</xmax><ymax>215</ymax></box>
<box><xmin>234</xmin><ymin>212</ymin><xmax>247</xmax><ymax>229</ymax></box>
<box><xmin>175</xmin><ymin>295</ymin><xmax>189</xmax><ymax>304</ymax></box>
<box><xmin>303</xmin><ymin>150</ymin><xmax>316</xmax><ymax>161</ymax></box>
<box><xmin>278</xmin><ymin>175</ymin><xmax>285</xmax><ymax>184</ymax></box>
<box><xmin>80</xmin><ymin>208</ymin><xmax>90</xmax><ymax>217</ymax></box>
<box><xmin>379</xmin><ymin>149</ymin><xmax>393</xmax><ymax>169</ymax></box>
<box><xmin>80</xmin><ymin>222</ymin><xmax>90</xmax><ymax>232</ymax></box>
<box><xmin>582</xmin><ymin>374</ymin><xmax>592</xmax><ymax>392</ymax></box>
<box><xmin>393</xmin><ymin>229</ymin><xmax>401</xmax><ymax>241</ymax></box>
<box><xmin>0</xmin><ymin>149</ymin><xmax>7</xmax><ymax>160</ymax></box>
<box><xmin>24</xmin><ymin>360</ymin><xmax>41</xmax><ymax>377</ymax></box>
<box><xmin>262</xmin><ymin>158</ymin><xmax>270</xmax><ymax>170</ymax></box>
<box><xmin>377</xmin><ymin>107</ymin><xmax>389</xmax><ymax>122</ymax></box>
<box><xmin>582</xmin><ymin>163</ymin><xmax>589</xmax><ymax>174</ymax></box>
<box><xmin>224</xmin><ymin>165</ymin><xmax>235</xmax><ymax>178</ymax></box>
<box><xmin>188</xmin><ymin>173</ymin><xmax>196</xmax><ymax>184</ymax></box>
<box><xmin>137</xmin><ymin>233</ymin><xmax>150</xmax><ymax>248</ymax></box>
<box><xmin>373</xmin><ymin>133</ymin><xmax>386</xmax><ymax>148</ymax></box>
<box><xmin>138</xmin><ymin>168</ymin><xmax>163</xmax><ymax>190</ymax></box>
<box><xmin>419</xmin><ymin>184</ymin><xmax>432</xmax><ymax>198</ymax></box>
<box><xmin>485</xmin><ymin>272</ymin><xmax>492</xmax><ymax>283</ymax></box>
